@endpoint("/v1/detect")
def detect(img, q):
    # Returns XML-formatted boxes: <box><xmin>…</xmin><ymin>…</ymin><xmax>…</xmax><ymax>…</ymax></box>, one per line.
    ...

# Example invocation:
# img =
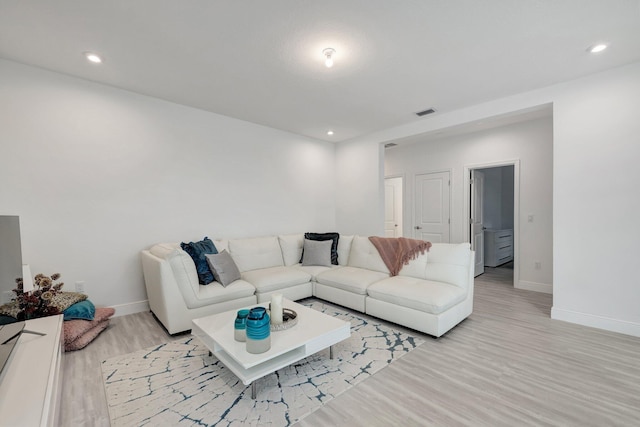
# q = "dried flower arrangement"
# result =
<box><xmin>13</xmin><ymin>273</ymin><xmax>65</xmax><ymax>320</ymax></box>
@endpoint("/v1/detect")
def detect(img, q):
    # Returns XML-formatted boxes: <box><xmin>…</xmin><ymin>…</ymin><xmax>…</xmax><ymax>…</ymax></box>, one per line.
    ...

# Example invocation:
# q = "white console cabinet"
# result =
<box><xmin>0</xmin><ymin>315</ymin><xmax>63</xmax><ymax>427</ymax></box>
<box><xmin>484</xmin><ymin>229</ymin><xmax>514</xmax><ymax>267</ymax></box>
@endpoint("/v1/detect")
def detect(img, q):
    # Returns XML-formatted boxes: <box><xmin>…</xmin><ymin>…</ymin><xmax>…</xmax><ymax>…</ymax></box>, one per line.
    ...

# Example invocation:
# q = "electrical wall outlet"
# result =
<box><xmin>75</xmin><ymin>281</ymin><xmax>86</xmax><ymax>293</ymax></box>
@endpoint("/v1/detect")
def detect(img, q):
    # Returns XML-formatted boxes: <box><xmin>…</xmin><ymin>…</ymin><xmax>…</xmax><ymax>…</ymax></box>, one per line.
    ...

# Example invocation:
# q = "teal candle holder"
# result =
<box><xmin>246</xmin><ymin>307</ymin><xmax>271</xmax><ymax>353</ymax></box>
<box><xmin>234</xmin><ymin>309</ymin><xmax>250</xmax><ymax>342</ymax></box>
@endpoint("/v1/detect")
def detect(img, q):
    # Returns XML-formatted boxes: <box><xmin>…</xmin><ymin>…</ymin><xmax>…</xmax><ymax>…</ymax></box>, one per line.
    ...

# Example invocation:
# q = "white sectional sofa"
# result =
<box><xmin>141</xmin><ymin>234</ymin><xmax>474</xmax><ymax>337</ymax></box>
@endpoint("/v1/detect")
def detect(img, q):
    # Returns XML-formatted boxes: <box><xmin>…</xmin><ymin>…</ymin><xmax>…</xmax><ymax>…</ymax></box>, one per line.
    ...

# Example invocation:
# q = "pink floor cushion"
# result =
<box><xmin>65</xmin><ymin>319</ymin><xmax>110</xmax><ymax>352</ymax></box>
<box><xmin>63</xmin><ymin>307</ymin><xmax>115</xmax><ymax>350</ymax></box>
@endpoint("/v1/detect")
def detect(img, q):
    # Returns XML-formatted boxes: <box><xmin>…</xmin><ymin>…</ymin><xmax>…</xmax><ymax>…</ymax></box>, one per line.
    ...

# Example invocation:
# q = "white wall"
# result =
<box><xmin>335</xmin><ymin>61</ymin><xmax>640</xmax><ymax>337</ymax></box>
<box><xmin>384</xmin><ymin>118</ymin><xmax>553</xmax><ymax>291</ymax></box>
<box><xmin>0</xmin><ymin>59</ymin><xmax>336</xmax><ymax>314</ymax></box>
<box><xmin>551</xmin><ymin>63</ymin><xmax>640</xmax><ymax>336</ymax></box>
<box><xmin>335</xmin><ymin>139</ymin><xmax>385</xmax><ymax>236</ymax></box>
<box><xmin>0</xmin><ymin>216</ymin><xmax>22</xmax><ymax>303</ymax></box>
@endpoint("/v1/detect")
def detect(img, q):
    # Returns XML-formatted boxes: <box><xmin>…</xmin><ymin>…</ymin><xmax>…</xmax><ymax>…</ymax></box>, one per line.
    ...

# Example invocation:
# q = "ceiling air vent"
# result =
<box><xmin>415</xmin><ymin>108</ymin><xmax>436</xmax><ymax>117</ymax></box>
<box><xmin>384</xmin><ymin>143</ymin><xmax>398</xmax><ymax>148</ymax></box>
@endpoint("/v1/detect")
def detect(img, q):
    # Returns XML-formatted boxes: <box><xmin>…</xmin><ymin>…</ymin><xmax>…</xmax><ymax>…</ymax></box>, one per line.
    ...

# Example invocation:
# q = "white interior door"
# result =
<box><xmin>471</xmin><ymin>169</ymin><xmax>485</xmax><ymax>276</ymax></box>
<box><xmin>384</xmin><ymin>177</ymin><xmax>403</xmax><ymax>237</ymax></box>
<box><xmin>414</xmin><ymin>171</ymin><xmax>450</xmax><ymax>242</ymax></box>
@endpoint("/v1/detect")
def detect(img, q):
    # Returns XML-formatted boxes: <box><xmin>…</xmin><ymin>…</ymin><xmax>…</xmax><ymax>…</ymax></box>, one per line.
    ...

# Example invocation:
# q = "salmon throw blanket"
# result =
<box><xmin>368</xmin><ymin>237</ymin><xmax>432</xmax><ymax>276</ymax></box>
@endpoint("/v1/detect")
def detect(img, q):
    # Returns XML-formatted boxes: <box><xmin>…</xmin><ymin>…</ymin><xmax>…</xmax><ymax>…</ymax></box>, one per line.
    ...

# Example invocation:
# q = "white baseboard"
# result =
<box><xmin>516</xmin><ymin>280</ymin><xmax>552</xmax><ymax>294</ymax></box>
<box><xmin>551</xmin><ymin>307</ymin><xmax>640</xmax><ymax>338</ymax></box>
<box><xmin>109</xmin><ymin>300</ymin><xmax>150</xmax><ymax>317</ymax></box>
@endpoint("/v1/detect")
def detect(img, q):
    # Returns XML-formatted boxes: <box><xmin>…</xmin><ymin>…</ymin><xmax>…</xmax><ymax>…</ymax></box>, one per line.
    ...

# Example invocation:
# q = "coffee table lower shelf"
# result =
<box><xmin>210</xmin><ymin>341</ymin><xmax>339</xmax><ymax>398</ymax></box>
<box><xmin>192</xmin><ymin>300</ymin><xmax>350</xmax><ymax>399</ymax></box>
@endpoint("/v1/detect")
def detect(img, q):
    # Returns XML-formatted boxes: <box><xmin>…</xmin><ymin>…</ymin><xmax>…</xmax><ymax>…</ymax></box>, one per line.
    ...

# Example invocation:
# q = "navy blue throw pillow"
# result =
<box><xmin>303</xmin><ymin>232</ymin><xmax>340</xmax><ymax>265</ymax></box>
<box><xmin>181</xmin><ymin>237</ymin><xmax>218</xmax><ymax>285</ymax></box>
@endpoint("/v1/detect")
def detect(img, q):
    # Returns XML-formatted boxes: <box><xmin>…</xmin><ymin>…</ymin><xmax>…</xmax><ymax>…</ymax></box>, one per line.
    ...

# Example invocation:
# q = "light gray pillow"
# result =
<box><xmin>302</xmin><ymin>239</ymin><xmax>333</xmax><ymax>267</ymax></box>
<box><xmin>205</xmin><ymin>250</ymin><xmax>241</xmax><ymax>287</ymax></box>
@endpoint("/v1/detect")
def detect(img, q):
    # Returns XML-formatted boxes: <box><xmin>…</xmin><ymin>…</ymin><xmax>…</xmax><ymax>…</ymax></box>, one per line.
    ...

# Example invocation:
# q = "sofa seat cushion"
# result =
<box><xmin>367</xmin><ymin>276</ymin><xmax>467</xmax><ymax>315</ymax></box>
<box><xmin>193</xmin><ymin>279</ymin><xmax>256</xmax><ymax>307</ymax></box>
<box><xmin>241</xmin><ymin>266</ymin><xmax>312</xmax><ymax>293</ymax></box>
<box><xmin>316</xmin><ymin>266</ymin><xmax>388</xmax><ymax>295</ymax></box>
<box><xmin>292</xmin><ymin>264</ymin><xmax>337</xmax><ymax>281</ymax></box>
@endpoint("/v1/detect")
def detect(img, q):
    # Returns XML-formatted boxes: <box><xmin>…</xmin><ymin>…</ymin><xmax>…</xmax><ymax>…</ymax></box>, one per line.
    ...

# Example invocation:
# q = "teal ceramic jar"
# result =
<box><xmin>246</xmin><ymin>307</ymin><xmax>271</xmax><ymax>353</ymax></box>
<box><xmin>234</xmin><ymin>309</ymin><xmax>250</xmax><ymax>342</ymax></box>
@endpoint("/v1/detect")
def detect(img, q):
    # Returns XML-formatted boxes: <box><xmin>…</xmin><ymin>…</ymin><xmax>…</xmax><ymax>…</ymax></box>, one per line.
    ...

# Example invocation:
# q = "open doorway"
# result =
<box><xmin>467</xmin><ymin>162</ymin><xmax>517</xmax><ymax>286</ymax></box>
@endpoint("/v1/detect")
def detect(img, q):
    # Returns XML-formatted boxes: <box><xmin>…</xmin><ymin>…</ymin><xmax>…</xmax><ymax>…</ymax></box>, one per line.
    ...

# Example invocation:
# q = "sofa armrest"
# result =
<box><xmin>141</xmin><ymin>250</ymin><xmax>190</xmax><ymax>332</ymax></box>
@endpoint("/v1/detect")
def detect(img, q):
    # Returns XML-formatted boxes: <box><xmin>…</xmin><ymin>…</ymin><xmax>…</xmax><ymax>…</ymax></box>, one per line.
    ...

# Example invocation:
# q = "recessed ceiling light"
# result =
<box><xmin>327</xmin><ymin>130</ymin><xmax>334</xmax><ymax>136</ymax></box>
<box><xmin>587</xmin><ymin>43</ymin><xmax>608</xmax><ymax>53</ymax></box>
<box><xmin>84</xmin><ymin>52</ymin><xmax>103</xmax><ymax>63</ymax></box>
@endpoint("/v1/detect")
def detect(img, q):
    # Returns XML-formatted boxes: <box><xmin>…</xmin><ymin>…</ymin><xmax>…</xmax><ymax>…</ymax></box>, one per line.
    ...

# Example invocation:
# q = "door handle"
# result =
<box><xmin>414</xmin><ymin>226</ymin><xmax>422</xmax><ymax>229</ymax></box>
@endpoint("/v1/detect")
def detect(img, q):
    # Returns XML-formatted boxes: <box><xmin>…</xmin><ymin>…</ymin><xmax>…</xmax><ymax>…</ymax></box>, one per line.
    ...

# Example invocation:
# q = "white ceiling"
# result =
<box><xmin>1</xmin><ymin>1</ymin><xmax>639</xmax><ymax>142</ymax></box>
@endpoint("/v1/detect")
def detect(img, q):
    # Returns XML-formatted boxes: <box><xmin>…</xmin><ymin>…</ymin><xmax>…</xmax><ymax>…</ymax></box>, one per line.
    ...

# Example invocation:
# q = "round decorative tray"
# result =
<box><xmin>270</xmin><ymin>308</ymin><xmax>298</xmax><ymax>332</ymax></box>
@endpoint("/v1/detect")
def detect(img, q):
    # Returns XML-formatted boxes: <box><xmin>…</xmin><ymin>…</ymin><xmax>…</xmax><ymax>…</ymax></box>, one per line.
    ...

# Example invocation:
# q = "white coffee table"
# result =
<box><xmin>191</xmin><ymin>299</ymin><xmax>350</xmax><ymax>398</ymax></box>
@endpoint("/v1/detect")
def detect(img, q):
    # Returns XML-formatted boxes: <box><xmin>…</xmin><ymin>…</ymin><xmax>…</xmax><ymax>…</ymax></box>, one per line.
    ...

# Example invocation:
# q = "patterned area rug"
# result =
<box><xmin>102</xmin><ymin>301</ymin><xmax>425</xmax><ymax>426</ymax></box>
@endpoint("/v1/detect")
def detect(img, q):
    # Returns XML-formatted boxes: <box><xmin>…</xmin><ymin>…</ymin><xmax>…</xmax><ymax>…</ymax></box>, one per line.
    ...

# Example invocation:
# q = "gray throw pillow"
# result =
<box><xmin>205</xmin><ymin>250</ymin><xmax>241</xmax><ymax>287</ymax></box>
<box><xmin>302</xmin><ymin>239</ymin><xmax>333</xmax><ymax>267</ymax></box>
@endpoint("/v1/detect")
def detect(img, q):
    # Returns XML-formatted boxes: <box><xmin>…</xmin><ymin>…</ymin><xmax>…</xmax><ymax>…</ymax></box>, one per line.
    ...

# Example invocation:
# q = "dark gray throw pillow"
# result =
<box><xmin>205</xmin><ymin>250</ymin><xmax>241</xmax><ymax>287</ymax></box>
<box><xmin>304</xmin><ymin>232</ymin><xmax>340</xmax><ymax>265</ymax></box>
<box><xmin>302</xmin><ymin>239</ymin><xmax>333</xmax><ymax>267</ymax></box>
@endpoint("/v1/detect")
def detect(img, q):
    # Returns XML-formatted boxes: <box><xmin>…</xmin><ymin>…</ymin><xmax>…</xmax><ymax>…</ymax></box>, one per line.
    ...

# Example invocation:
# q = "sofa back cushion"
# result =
<box><xmin>423</xmin><ymin>243</ymin><xmax>472</xmax><ymax>289</ymax></box>
<box><xmin>337</xmin><ymin>235</ymin><xmax>354</xmax><ymax>266</ymax></box>
<box><xmin>347</xmin><ymin>236</ymin><xmax>390</xmax><ymax>274</ymax></box>
<box><xmin>278</xmin><ymin>234</ymin><xmax>304</xmax><ymax>266</ymax></box>
<box><xmin>212</xmin><ymin>239</ymin><xmax>229</xmax><ymax>253</ymax></box>
<box><xmin>398</xmin><ymin>250</ymin><xmax>429</xmax><ymax>280</ymax></box>
<box><xmin>228</xmin><ymin>236</ymin><xmax>285</xmax><ymax>272</ymax></box>
<box><xmin>149</xmin><ymin>242</ymin><xmax>200</xmax><ymax>298</ymax></box>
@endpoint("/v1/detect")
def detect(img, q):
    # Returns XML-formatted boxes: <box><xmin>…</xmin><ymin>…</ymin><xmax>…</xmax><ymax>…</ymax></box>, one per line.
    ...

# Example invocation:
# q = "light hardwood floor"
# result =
<box><xmin>61</xmin><ymin>267</ymin><xmax>640</xmax><ymax>426</ymax></box>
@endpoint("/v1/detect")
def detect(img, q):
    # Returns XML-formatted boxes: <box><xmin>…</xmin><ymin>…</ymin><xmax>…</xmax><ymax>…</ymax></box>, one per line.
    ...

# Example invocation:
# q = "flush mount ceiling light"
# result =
<box><xmin>327</xmin><ymin>130</ymin><xmax>334</xmax><ymax>136</ymax></box>
<box><xmin>84</xmin><ymin>51</ymin><xmax>103</xmax><ymax>63</ymax></box>
<box><xmin>587</xmin><ymin>43</ymin><xmax>608</xmax><ymax>53</ymax></box>
<box><xmin>323</xmin><ymin>48</ymin><xmax>335</xmax><ymax>68</ymax></box>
